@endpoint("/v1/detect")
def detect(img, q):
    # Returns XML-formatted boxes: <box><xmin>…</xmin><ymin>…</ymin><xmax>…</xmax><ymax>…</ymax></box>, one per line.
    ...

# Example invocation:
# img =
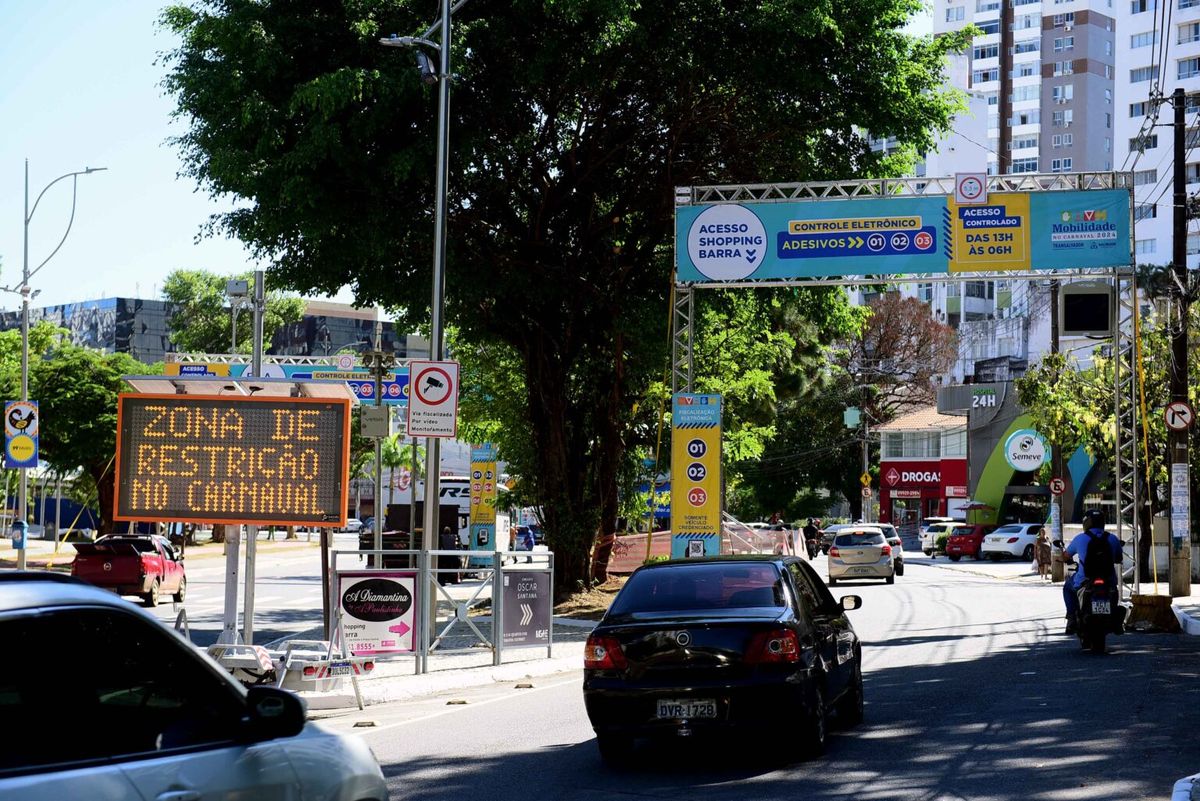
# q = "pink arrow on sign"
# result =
<box><xmin>388</xmin><ymin>622</ymin><xmax>411</xmax><ymax>637</ymax></box>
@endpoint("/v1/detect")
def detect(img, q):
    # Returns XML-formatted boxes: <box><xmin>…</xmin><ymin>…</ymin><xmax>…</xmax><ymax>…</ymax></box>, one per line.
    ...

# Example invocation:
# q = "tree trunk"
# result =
<box><xmin>94</xmin><ymin>466</ymin><xmax>117</xmax><ymax>536</ymax></box>
<box><xmin>590</xmin><ymin>332</ymin><xmax>626</xmax><ymax>584</ymax></box>
<box><xmin>286</xmin><ymin>525</ymin><xmax>297</xmax><ymax>540</ymax></box>
<box><xmin>211</xmin><ymin>524</ymin><xmax>226</xmax><ymax>545</ymax></box>
<box><xmin>523</xmin><ymin>343</ymin><xmax>596</xmax><ymax>600</ymax></box>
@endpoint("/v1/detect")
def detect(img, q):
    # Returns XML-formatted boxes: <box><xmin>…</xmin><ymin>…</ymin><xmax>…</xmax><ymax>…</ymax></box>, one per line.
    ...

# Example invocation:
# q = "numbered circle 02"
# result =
<box><xmin>686</xmin><ymin>462</ymin><xmax>707</xmax><ymax>482</ymax></box>
<box><xmin>686</xmin><ymin>438</ymin><xmax>707</xmax><ymax>458</ymax></box>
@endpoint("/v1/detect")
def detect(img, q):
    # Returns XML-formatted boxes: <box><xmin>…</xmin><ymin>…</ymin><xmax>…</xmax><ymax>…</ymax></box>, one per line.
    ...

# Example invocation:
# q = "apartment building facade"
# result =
<box><xmin>1114</xmin><ymin>0</ymin><xmax>1200</xmax><ymax>269</ymax></box>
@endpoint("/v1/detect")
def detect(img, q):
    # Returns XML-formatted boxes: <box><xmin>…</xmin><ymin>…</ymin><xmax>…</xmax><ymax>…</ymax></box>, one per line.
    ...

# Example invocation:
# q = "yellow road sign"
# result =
<box><xmin>859</xmin><ymin>471</ymin><xmax>871</xmax><ymax>487</ymax></box>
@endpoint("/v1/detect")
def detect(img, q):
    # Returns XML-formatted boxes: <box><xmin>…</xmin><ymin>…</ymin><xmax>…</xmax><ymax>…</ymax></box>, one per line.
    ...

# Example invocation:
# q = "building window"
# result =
<box><xmin>1182</xmin><ymin>0</ymin><xmax>1199</xmax><ymax>9</ymax></box>
<box><xmin>978</xmin><ymin>19</ymin><xmax>1000</xmax><ymax>34</ymax></box>
<box><xmin>1131</xmin><ymin>0</ymin><xmax>1156</xmax><ymax>11</ymax></box>
<box><xmin>1136</xmin><ymin>239</ymin><xmax>1157</xmax><ymax>255</ymax></box>
<box><xmin>974</xmin><ymin>44</ymin><xmax>1000</xmax><ymax>60</ymax></box>
<box><xmin>1050</xmin><ymin>157</ymin><xmax>1074</xmax><ymax>172</ymax></box>
<box><xmin>1013</xmin><ymin>39</ymin><xmax>1040</xmax><ymax>55</ymax></box>
<box><xmin>942</xmin><ymin>430</ymin><xmax>967</xmax><ymax>458</ymax></box>
<box><xmin>1131</xmin><ymin>101</ymin><xmax>1149</xmax><ymax>117</ymax></box>
<box><xmin>1052</xmin><ymin>109</ymin><xmax>1074</xmax><ymax>126</ymax></box>
<box><xmin>1181</xmin><ymin>22</ymin><xmax>1200</xmax><ymax>43</ymax></box>
<box><xmin>1180</xmin><ymin>58</ymin><xmax>1200</xmax><ymax>80</ymax></box>
<box><xmin>1131</xmin><ymin>133</ymin><xmax>1160</xmax><ymax>151</ymax></box>
<box><xmin>1054</xmin><ymin>61</ymin><xmax>1074</xmax><ymax>76</ymax></box>
<box><xmin>973</xmin><ymin>68</ymin><xmax>1001</xmax><ymax>84</ymax></box>
<box><xmin>1133</xmin><ymin>169</ymin><xmax>1158</xmax><ymax>185</ymax></box>
<box><xmin>1106</xmin><ymin>112</ymin><xmax>1112</xmax><ymax>129</ymax></box>
<box><xmin>1014</xmin><ymin>62</ymin><xmax>1037</xmax><ymax>78</ymax></box>
<box><xmin>885</xmin><ymin>433</ymin><xmax>904</xmax><ymax>459</ymax></box>
<box><xmin>1105</xmin><ymin>137</ymin><xmax>1111</xmax><ymax>152</ymax></box>
<box><xmin>1130</xmin><ymin>66</ymin><xmax>1159</xmax><ymax>83</ymax></box>
<box><xmin>1052</xmin><ymin>84</ymin><xmax>1074</xmax><ymax>102</ymax></box>
<box><xmin>1131</xmin><ymin>31</ymin><xmax>1161</xmax><ymax>48</ymax></box>
<box><xmin>1105</xmin><ymin>89</ymin><xmax>1113</xmax><ymax>104</ymax></box>
<box><xmin>1053</xmin><ymin>37</ymin><xmax>1075</xmax><ymax>52</ymax></box>
<box><xmin>1052</xmin><ymin>134</ymin><xmax>1062</xmax><ymax>147</ymax></box>
<box><xmin>1188</xmin><ymin>163</ymin><xmax>1200</xmax><ymax>183</ymax></box>
<box><xmin>946</xmin><ymin>5</ymin><xmax>966</xmax><ymax>21</ymax></box>
<box><xmin>1012</xmin><ymin>12</ymin><xmax>1038</xmax><ymax>28</ymax></box>
<box><xmin>987</xmin><ymin>93</ymin><xmax>999</xmax><ymax>106</ymax></box>
<box><xmin>1189</xmin><ymin>234</ymin><xmax>1200</xmax><ymax>255</ymax></box>
<box><xmin>1012</xmin><ymin>84</ymin><xmax>1040</xmax><ymax>102</ymax></box>
<box><xmin>1106</xmin><ymin>41</ymin><xmax>1113</xmax><ymax>56</ymax></box>
<box><xmin>1135</xmin><ymin>204</ymin><xmax>1158</xmax><ymax>221</ymax></box>
<box><xmin>1012</xmin><ymin>0</ymin><xmax>1038</xmax><ymax>5</ymax></box>
<box><xmin>917</xmin><ymin>283</ymin><xmax>933</xmax><ymax>302</ymax></box>
<box><xmin>1011</xmin><ymin>134</ymin><xmax>1038</xmax><ymax>150</ymax></box>
<box><xmin>977</xmin><ymin>0</ymin><xmax>1001</xmax><ymax>9</ymax></box>
<box><xmin>1052</xmin><ymin>12</ymin><xmax>1075</xmax><ymax>24</ymax></box>
<box><xmin>1063</xmin><ymin>133</ymin><xmax>1074</xmax><ymax>146</ymax></box>
<box><xmin>1105</xmin><ymin>65</ymin><xmax>1114</xmax><ymax>79</ymax></box>
<box><xmin>1008</xmin><ymin>109</ymin><xmax>1040</xmax><ymax>126</ymax></box>
<box><xmin>1011</xmin><ymin>157</ymin><xmax>1039</xmax><ymax>173</ymax></box>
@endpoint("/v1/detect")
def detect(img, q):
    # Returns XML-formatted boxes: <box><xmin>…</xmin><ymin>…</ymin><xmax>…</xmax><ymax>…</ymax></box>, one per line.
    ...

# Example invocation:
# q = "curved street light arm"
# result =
<box><xmin>26</xmin><ymin>166</ymin><xmax>108</xmax><ymax>284</ymax></box>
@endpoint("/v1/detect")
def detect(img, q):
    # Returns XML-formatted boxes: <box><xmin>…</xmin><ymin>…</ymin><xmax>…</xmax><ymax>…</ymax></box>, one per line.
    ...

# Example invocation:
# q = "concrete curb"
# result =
<box><xmin>1171</xmin><ymin>602</ymin><xmax>1200</xmax><ymax>635</ymax></box>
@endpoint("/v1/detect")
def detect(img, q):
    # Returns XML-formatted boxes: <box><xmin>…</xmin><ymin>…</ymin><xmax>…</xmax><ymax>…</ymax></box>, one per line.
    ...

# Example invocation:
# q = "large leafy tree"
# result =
<box><xmin>29</xmin><ymin>344</ymin><xmax>160</xmax><ymax>534</ymax></box>
<box><xmin>161</xmin><ymin>269</ymin><xmax>306</xmax><ymax>354</ymax></box>
<box><xmin>161</xmin><ymin>0</ymin><xmax>969</xmax><ymax>591</ymax></box>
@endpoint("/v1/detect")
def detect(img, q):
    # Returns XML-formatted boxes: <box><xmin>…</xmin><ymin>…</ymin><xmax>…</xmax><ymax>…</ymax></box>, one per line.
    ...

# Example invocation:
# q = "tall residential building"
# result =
<box><xmin>935</xmin><ymin>0</ymin><xmax>1117</xmax><ymax>176</ymax></box>
<box><xmin>1114</xmin><ymin>0</ymin><xmax>1200</xmax><ymax>269</ymax></box>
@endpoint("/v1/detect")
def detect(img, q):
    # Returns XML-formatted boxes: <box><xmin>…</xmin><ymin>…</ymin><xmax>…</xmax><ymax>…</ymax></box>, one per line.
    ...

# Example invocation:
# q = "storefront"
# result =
<box><xmin>876</xmin><ymin>407</ymin><xmax>969</xmax><ymax>529</ymax></box>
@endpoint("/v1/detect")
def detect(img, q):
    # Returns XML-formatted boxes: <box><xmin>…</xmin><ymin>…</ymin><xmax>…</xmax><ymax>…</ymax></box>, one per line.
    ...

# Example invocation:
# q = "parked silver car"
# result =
<box><xmin>0</xmin><ymin>573</ymin><xmax>389</xmax><ymax>801</ymax></box>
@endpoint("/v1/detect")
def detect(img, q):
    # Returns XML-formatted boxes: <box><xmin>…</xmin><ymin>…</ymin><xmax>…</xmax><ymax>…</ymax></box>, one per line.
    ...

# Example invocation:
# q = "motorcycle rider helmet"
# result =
<box><xmin>1083</xmin><ymin>509</ymin><xmax>1105</xmax><ymax>528</ymax></box>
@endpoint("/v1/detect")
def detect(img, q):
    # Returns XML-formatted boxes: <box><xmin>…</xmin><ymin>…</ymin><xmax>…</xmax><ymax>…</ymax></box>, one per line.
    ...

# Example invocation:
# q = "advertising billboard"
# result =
<box><xmin>670</xmin><ymin>393</ymin><xmax>722</xmax><ymax>558</ymax></box>
<box><xmin>675</xmin><ymin>189</ymin><xmax>1131</xmax><ymax>282</ymax></box>
<box><xmin>114</xmin><ymin>394</ymin><xmax>350</xmax><ymax>527</ymax></box>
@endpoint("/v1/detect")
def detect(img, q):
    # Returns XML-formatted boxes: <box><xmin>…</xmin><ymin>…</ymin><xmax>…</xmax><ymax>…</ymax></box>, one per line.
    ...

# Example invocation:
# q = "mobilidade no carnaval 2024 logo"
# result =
<box><xmin>1050</xmin><ymin>208</ymin><xmax>1117</xmax><ymax>247</ymax></box>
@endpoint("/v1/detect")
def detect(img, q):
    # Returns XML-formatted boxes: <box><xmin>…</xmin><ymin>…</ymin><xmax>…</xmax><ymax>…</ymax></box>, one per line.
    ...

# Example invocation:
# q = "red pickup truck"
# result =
<box><xmin>71</xmin><ymin>535</ymin><xmax>186</xmax><ymax>607</ymax></box>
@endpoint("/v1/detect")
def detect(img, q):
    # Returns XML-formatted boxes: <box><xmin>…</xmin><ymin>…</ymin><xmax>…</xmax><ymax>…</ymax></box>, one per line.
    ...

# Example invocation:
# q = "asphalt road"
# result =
<box><xmin>146</xmin><ymin>532</ymin><xmax>363</xmax><ymax>646</ymax></box>
<box><xmin>326</xmin><ymin>553</ymin><xmax>1200</xmax><ymax>801</ymax></box>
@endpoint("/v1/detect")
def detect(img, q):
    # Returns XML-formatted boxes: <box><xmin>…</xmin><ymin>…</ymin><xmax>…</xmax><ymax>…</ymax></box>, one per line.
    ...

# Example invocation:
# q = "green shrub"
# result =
<box><xmin>643</xmin><ymin>555</ymin><xmax>669</xmax><ymax>566</ymax></box>
<box><xmin>935</xmin><ymin>533</ymin><xmax>950</xmax><ymax>553</ymax></box>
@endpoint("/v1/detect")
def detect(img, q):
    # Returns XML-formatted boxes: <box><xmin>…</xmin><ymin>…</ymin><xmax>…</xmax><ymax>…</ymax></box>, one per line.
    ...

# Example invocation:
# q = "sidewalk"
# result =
<box><xmin>0</xmin><ymin>534</ymin><xmax>321</xmax><ymax>569</ymax></box>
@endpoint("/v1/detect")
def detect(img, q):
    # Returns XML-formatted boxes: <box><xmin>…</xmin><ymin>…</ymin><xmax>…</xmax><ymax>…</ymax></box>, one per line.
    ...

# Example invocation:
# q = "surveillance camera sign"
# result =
<box><xmin>407</xmin><ymin>360</ymin><xmax>460</xmax><ymax>438</ymax></box>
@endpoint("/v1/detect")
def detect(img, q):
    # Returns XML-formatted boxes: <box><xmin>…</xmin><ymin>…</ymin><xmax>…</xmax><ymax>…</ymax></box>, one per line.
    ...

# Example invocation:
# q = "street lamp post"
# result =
<box><xmin>382</xmin><ymin>0</ymin><xmax>462</xmax><ymax>668</ymax></box>
<box><xmin>4</xmin><ymin>160</ymin><xmax>105</xmax><ymax>570</ymax></box>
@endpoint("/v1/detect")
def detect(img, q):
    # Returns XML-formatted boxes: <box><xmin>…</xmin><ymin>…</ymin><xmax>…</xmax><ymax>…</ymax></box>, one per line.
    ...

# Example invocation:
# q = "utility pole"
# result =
<box><xmin>362</xmin><ymin>319</ymin><xmax>395</xmax><ymax>567</ymax></box>
<box><xmin>861</xmin><ymin>415</ymin><xmax>871</xmax><ymax>523</ymax></box>
<box><xmin>242</xmin><ymin>270</ymin><xmax>265</xmax><ymax>644</ymax></box>
<box><xmin>1050</xmin><ymin>280</ymin><xmax>1067</xmax><ymax>583</ymax></box>
<box><xmin>1169</xmin><ymin>87</ymin><xmax>1193</xmax><ymax>597</ymax></box>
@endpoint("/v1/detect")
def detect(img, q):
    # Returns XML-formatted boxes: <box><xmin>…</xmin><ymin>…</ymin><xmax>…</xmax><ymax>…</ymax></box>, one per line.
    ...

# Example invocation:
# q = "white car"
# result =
<box><xmin>342</xmin><ymin>517</ymin><xmax>365</xmax><ymax>533</ymax></box>
<box><xmin>980</xmin><ymin>522</ymin><xmax>1044</xmax><ymax>561</ymax></box>
<box><xmin>0</xmin><ymin>573</ymin><xmax>389</xmax><ymax>801</ymax></box>
<box><xmin>827</xmin><ymin>526</ymin><xmax>896</xmax><ymax>585</ymax></box>
<box><xmin>921</xmin><ymin>521</ymin><xmax>960</xmax><ymax>556</ymax></box>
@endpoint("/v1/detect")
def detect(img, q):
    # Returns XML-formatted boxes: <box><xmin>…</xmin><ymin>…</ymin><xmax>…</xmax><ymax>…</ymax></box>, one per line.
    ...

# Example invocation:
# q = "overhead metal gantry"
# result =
<box><xmin>672</xmin><ymin>171</ymin><xmax>1141</xmax><ymax>568</ymax></box>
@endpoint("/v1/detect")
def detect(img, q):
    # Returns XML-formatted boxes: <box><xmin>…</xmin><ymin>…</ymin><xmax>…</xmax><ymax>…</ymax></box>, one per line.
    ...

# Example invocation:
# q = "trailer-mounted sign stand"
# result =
<box><xmin>119</xmin><ymin>374</ymin><xmax>359</xmax><ymax>648</ymax></box>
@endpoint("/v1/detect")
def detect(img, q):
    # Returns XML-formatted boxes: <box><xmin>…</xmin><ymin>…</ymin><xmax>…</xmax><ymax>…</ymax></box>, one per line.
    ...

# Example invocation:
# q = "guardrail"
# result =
<box><xmin>328</xmin><ymin>549</ymin><xmax>554</xmax><ymax>675</ymax></box>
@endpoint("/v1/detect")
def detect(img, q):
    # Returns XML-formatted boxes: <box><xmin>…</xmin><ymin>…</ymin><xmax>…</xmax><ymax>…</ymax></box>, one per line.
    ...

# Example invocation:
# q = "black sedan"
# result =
<box><xmin>583</xmin><ymin>555</ymin><xmax>864</xmax><ymax>764</ymax></box>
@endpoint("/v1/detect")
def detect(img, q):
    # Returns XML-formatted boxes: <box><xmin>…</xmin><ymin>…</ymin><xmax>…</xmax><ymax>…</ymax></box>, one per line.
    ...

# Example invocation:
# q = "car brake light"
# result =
<box><xmin>302</xmin><ymin>666</ymin><xmax>316</xmax><ymax>677</ymax></box>
<box><xmin>747</xmin><ymin>629</ymin><xmax>801</xmax><ymax>664</ymax></box>
<box><xmin>584</xmin><ymin>635</ymin><xmax>627</xmax><ymax>670</ymax></box>
<box><xmin>1007</xmin><ymin>537</ymin><xmax>1019</xmax><ymax>543</ymax></box>
<box><xmin>829</xmin><ymin>546</ymin><xmax>840</xmax><ymax>558</ymax></box>
<box><xmin>1093</xmin><ymin>579</ymin><xmax>1105</xmax><ymax>586</ymax></box>
<box><xmin>362</xmin><ymin>661</ymin><xmax>375</xmax><ymax>672</ymax></box>
<box><xmin>881</xmin><ymin>545</ymin><xmax>891</xmax><ymax>555</ymax></box>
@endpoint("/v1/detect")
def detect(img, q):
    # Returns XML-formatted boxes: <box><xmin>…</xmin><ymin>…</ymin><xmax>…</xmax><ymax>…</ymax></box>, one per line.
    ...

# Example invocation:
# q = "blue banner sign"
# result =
<box><xmin>675</xmin><ymin>189</ymin><xmax>1131</xmax><ymax>281</ymax></box>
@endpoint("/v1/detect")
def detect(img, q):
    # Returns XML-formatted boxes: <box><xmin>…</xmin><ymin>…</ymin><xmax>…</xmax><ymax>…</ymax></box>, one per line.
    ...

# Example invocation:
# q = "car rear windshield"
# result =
<box><xmin>834</xmin><ymin>532</ymin><xmax>884</xmax><ymax>546</ymax></box>
<box><xmin>609</xmin><ymin>563</ymin><xmax>785</xmax><ymax>615</ymax></box>
<box><xmin>993</xmin><ymin>525</ymin><xmax>1027</xmax><ymax>535</ymax></box>
<box><xmin>951</xmin><ymin>527</ymin><xmax>977</xmax><ymax>536</ymax></box>
<box><xmin>104</xmin><ymin>538</ymin><xmax>157</xmax><ymax>553</ymax></box>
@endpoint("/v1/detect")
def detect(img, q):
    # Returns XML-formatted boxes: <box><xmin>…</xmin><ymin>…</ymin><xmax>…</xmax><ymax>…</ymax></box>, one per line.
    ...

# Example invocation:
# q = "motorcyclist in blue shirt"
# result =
<box><xmin>1061</xmin><ymin>509</ymin><xmax>1123</xmax><ymax>635</ymax></box>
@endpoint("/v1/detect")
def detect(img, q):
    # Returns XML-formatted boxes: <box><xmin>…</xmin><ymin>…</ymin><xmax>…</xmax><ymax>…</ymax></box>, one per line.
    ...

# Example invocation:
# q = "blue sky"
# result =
<box><xmin>0</xmin><ymin>1</ymin><xmax>932</xmax><ymax>312</ymax></box>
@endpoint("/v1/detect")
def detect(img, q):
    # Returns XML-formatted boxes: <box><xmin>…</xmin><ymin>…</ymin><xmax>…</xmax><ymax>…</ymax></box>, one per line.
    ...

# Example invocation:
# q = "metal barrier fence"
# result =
<box><xmin>328</xmin><ymin>549</ymin><xmax>554</xmax><ymax>675</ymax></box>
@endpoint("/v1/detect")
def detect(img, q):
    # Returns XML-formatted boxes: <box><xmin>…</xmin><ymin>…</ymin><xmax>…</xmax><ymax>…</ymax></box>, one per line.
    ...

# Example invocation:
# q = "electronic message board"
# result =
<box><xmin>114</xmin><ymin>394</ymin><xmax>350</xmax><ymax>527</ymax></box>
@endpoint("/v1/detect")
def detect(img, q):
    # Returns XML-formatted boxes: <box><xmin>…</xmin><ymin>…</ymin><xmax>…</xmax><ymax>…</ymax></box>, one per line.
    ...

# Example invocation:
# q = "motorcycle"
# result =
<box><xmin>1074</xmin><ymin>576</ymin><xmax>1123</xmax><ymax>654</ymax></box>
<box><xmin>805</xmin><ymin>537</ymin><xmax>819</xmax><ymax>559</ymax></box>
<box><xmin>1056</xmin><ymin>540</ymin><xmax>1124</xmax><ymax>654</ymax></box>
